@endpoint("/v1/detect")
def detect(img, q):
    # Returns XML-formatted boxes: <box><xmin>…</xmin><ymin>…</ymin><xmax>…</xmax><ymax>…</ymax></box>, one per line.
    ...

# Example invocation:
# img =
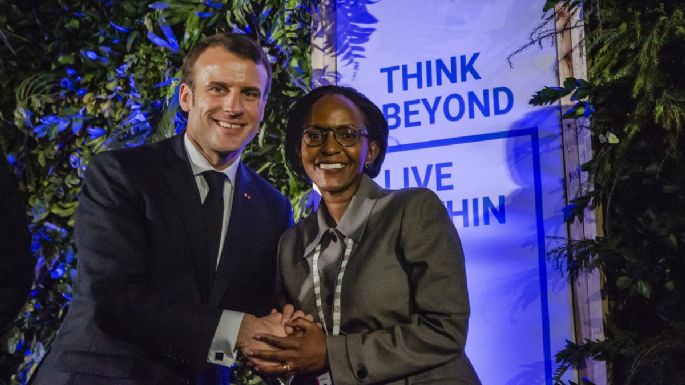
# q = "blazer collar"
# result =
<box><xmin>163</xmin><ymin>135</ymin><xmax>212</xmax><ymax>299</ymax></box>
<box><xmin>302</xmin><ymin>175</ymin><xmax>382</xmax><ymax>258</ymax></box>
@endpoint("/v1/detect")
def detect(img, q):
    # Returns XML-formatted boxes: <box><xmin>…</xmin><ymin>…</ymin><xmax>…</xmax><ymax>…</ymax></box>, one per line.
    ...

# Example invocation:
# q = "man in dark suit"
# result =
<box><xmin>31</xmin><ymin>33</ymin><xmax>292</xmax><ymax>385</ymax></box>
<box><xmin>0</xmin><ymin>154</ymin><xmax>32</xmax><ymax>331</ymax></box>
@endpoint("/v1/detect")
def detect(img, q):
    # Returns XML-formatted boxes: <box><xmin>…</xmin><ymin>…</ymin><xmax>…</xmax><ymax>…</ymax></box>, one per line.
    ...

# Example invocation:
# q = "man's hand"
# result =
<box><xmin>236</xmin><ymin>312</ymin><xmax>286</xmax><ymax>349</ymax></box>
<box><xmin>244</xmin><ymin>317</ymin><xmax>328</xmax><ymax>375</ymax></box>
<box><xmin>236</xmin><ymin>312</ymin><xmax>287</xmax><ymax>369</ymax></box>
<box><xmin>279</xmin><ymin>304</ymin><xmax>314</xmax><ymax>334</ymax></box>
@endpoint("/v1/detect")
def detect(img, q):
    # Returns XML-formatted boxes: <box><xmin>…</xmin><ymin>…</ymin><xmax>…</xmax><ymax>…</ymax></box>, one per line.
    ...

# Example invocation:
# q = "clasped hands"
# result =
<box><xmin>236</xmin><ymin>304</ymin><xmax>327</xmax><ymax>376</ymax></box>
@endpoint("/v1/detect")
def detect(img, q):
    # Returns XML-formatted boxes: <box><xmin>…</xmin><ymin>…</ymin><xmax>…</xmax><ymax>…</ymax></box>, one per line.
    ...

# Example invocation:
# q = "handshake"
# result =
<box><xmin>235</xmin><ymin>304</ymin><xmax>328</xmax><ymax>376</ymax></box>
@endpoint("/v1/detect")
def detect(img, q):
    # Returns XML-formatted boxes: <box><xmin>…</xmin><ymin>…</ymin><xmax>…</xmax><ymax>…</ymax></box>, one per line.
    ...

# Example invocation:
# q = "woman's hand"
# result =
<box><xmin>245</xmin><ymin>317</ymin><xmax>328</xmax><ymax>375</ymax></box>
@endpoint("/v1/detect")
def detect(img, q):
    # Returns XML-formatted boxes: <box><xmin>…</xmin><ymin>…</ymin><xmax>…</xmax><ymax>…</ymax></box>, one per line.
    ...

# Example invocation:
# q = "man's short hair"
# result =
<box><xmin>180</xmin><ymin>33</ymin><xmax>272</xmax><ymax>97</ymax></box>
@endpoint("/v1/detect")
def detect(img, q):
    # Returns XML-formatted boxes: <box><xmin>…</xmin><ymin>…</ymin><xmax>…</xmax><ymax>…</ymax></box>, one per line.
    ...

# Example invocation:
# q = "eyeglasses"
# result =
<box><xmin>302</xmin><ymin>126</ymin><xmax>369</xmax><ymax>147</ymax></box>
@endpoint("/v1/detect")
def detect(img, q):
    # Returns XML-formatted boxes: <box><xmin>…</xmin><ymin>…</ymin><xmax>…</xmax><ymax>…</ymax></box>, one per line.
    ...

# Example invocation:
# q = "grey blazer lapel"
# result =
<box><xmin>297</xmin><ymin>216</ymin><xmax>321</xmax><ymax>312</ymax></box>
<box><xmin>162</xmin><ymin>136</ymin><xmax>211</xmax><ymax>300</ymax></box>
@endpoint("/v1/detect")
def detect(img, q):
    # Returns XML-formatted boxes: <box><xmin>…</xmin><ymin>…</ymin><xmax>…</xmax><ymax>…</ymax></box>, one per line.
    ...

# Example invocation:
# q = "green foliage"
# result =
<box><xmin>531</xmin><ymin>1</ymin><xmax>685</xmax><ymax>384</ymax></box>
<box><xmin>0</xmin><ymin>1</ymin><xmax>314</xmax><ymax>383</ymax></box>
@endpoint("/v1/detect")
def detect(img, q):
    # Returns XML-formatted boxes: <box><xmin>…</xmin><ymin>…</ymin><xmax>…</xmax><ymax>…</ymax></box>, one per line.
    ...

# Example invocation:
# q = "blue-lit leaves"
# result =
<box><xmin>87</xmin><ymin>126</ymin><xmax>106</xmax><ymax>140</ymax></box>
<box><xmin>81</xmin><ymin>47</ymin><xmax>109</xmax><ymax>64</ymax></box>
<box><xmin>69</xmin><ymin>153</ymin><xmax>81</xmax><ymax>169</ymax></box>
<box><xmin>18</xmin><ymin>108</ymin><xmax>34</xmax><ymax>129</ymax></box>
<box><xmin>147</xmin><ymin>24</ymin><xmax>180</xmax><ymax>52</ymax></box>
<box><xmin>203</xmin><ymin>1</ymin><xmax>224</xmax><ymax>10</ymax></box>
<box><xmin>32</xmin><ymin>110</ymin><xmax>87</xmax><ymax>140</ymax></box>
<box><xmin>147</xmin><ymin>31</ymin><xmax>175</xmax><ymax>52</ymax></box>
<box><xmin>60</xmin><ymin>77</ymin><xmax>76</xmax><ymax>91</ymax></box>
<box><xmin>233</xmin><ymin>24</ymin><xmax>253</xmax><ymax>34</ymax></box>
<box><xmin>562</xmin><ymin>203</ymin><xmax>576</xmax><ymax>223</ymax></box>
<box><xmin>195</xmin><ymin>11</ymin><xmax>215</xmax><ymax>19</ymax></box>
<box><xmin>115</xmin><ymin>63</ymin><xmax>129</xmax><ymax>78</ymax></box>
<box><xmin>71</xmin><ymin>110</ymin><xmax>85</xmax><ymax>135</ymax></box>
<box><xmin>33</xmin><ymin>115</ymin><xmax>70</xmax><ymax>139</ymax></box>
<box><xmin>154</xmin><ymin>77</ymin><xmax>173</xmax><ymax>88</ymax></box>
<box><xmin>261</xmin><ymin>7</ymin><xmax>272</xmax><ymax>19</ymax></box>
<box><xmin>83</xmin><ymin>50</ymin><xmax>99</xmax><ymax>61</ymax></box>
<box><xmin>148</xmin><ymin>1</ymin><xmax>170</xmax><ymax>10</ymax></box>
<box><xmin>175</xmin><ymin>110</ymin><xmax>188</xmax><ymax>135</ymax></box>
<box><xmin>563</xmin><ymin>100</ymin><xmax>596</xmax><ymax>119</ymax></box>
<box><xmin>109</xmin><ymin>21</ymin><xmax>130</xmax><ymax>33</ymax></box>
<box><xmin>50</xmin><ymin>263</ymin><xmax>66</xmax><ymax>280</ymax></box>
<box><xmin>334</xmin><ymin>0</ymin><xmax>379</xmax><ymax>65</ymax></box>
<box><xmin>160</xmin><ymin>24</ymin><xmax>179</xmax><ymax>51</ymax></box>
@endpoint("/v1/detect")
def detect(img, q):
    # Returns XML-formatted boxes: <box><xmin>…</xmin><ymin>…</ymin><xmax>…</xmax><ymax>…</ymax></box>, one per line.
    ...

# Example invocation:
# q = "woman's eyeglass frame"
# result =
<box><xmin>301</xmin><ymin>125</ymin><xmax>369</xmax><ymax>147</ymax></box>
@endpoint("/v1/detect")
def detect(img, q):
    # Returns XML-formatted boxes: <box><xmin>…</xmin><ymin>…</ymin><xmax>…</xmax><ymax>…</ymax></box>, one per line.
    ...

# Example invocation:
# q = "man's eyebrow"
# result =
<box><xmin>207</xmin><ymin>81</ymin><xmax>229</xmax><ymax>88</ymax></box>
<box><xmin>242</xmin><ymin>85</ymin><xmax>262</xmax><ymax>93</ymax></box>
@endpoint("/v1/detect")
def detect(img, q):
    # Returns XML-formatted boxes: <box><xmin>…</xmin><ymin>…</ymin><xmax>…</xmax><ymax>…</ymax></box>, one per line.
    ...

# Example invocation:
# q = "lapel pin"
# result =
<box><xmin>244</xmin><ymin>192</ymin><xmax>251</xmax><ymax>200</ymax></box>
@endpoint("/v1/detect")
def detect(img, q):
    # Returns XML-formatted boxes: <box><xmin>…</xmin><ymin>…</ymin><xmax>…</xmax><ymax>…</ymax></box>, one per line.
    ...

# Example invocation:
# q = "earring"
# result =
<box><xmin>364</xmin><ymin>162</ymin><xmax>372</xmax><ymax>169</ymax></box>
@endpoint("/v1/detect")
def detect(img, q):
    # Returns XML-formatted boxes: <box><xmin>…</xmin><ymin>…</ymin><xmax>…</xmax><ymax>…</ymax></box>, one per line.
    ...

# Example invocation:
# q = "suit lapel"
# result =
<box><xmin>162</xmin><ymin>136</ymin><xmax>212</xmax><ymax>300</ymax></box>
<box><xmin>208</xmin><ymin>163</ymin><xmax>255</xmax><ymax>306</ymax></box>
<box><xmin>294</xmin><ymin>215</ymin><xmax>320</xmax><ymax>315</ymax></box>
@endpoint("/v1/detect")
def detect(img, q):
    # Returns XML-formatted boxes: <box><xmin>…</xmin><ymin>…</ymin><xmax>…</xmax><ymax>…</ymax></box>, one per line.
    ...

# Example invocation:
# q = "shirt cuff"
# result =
<box><xmin>207</xmin><ymin>310</ymin><xmax>245</xmax><ymax>366</ymax></box>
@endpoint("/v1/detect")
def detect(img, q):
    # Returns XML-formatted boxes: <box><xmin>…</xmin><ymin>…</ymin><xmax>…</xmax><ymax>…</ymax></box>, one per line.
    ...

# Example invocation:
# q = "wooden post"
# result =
<box><xmin>311</xmin><ymin>0</ymin><xmax>337</xmax><ymax>87</ymax></box>
<box><xmin>555</xmin><ymin>5</ymin><xmax>608</xmax><ymax>385</ymax></box>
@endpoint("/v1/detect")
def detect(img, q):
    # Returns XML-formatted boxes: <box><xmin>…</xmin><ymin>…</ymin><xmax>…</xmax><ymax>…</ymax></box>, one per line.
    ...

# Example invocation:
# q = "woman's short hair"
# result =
<box><xmin>284</xmin><ymin>85</ymin><xmax>389</xmax><ymax>179</ymax></box>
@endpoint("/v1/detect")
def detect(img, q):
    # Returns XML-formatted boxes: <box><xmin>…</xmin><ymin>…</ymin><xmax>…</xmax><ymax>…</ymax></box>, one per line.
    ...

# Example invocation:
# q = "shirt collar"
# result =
<box><xmin>304</xmin><ymin>174</ymin><xmax>379</xmax><ymax>258</ymax></box>
<box><xmin>183</xmin><ymin>133</ymin><xmax>239</xmax><ymax>184</ymax></box>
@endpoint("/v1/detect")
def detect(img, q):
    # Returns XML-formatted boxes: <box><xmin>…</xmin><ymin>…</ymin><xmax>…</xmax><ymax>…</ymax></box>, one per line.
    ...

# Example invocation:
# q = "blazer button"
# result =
<box><xmin>356</xmin><ymin>366</ymin><xmax>368</xmax><ymax>379</ymax></box>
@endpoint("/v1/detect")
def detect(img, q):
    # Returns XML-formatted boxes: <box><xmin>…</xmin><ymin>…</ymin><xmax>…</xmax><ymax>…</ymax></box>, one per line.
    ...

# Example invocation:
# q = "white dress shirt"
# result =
<box><xmin>183</xmin><ymin>134</ymin><xmax>244</xmax><ymax>367</ymax></box>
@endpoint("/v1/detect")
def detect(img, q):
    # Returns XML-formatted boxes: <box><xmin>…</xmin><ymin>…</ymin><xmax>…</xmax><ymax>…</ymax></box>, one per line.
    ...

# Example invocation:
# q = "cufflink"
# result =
<box><xmin>214</xmin><ymin>352</ymin><xmax>224</xmax><ymax>361</ymax></box>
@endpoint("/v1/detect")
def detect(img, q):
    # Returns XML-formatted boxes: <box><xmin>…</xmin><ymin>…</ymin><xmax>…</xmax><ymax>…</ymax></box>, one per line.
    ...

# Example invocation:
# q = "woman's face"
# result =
<box><xmin>300</xmin><ymin>94</ymin><xmax>379</xmax><ymax>201</ymax></box>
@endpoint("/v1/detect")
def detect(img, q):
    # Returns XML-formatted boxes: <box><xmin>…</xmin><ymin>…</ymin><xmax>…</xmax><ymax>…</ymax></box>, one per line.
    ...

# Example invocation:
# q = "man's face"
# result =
<box><xmin>179</xmin><ymin>46</ymin><xmax>269</xmax><ymax>169</ymax></box>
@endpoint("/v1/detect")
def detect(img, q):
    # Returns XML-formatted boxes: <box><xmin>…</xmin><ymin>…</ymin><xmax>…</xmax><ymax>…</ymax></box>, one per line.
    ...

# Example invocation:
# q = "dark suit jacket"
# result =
<box><xmin>0</xmin><ymin>154</ymin><xmax>32</xmax><ymax>331</ymax></box>
<box><xmin>278</xmin><ymin>176</ymin><xmax>480</xmax><ymax>385</ymax></box>
<box><xmin>32</xmin><ymin>135</ymin><xmax>291</xmax><ymax>385</ymax></box>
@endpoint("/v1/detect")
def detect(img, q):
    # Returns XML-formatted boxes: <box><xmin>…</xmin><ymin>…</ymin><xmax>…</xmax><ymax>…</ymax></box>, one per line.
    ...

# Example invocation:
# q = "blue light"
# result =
<box><xmin>60</xmin><ymin>77</ymin><xmax>75</xmax><ymax>91</ymax></box>
<box><xmin>65</xmin><ymin>248</ymin><xmax>75</xmax><ymax>263</ymax></box>
<box><xmin>203</xmin><ymin>1</ymin><xmax>223</xmax><ymax>9</ymax></box>
<box><xmin>154</xmin><ymin>78</ymin><xmax>173</xmax><ymax>88</ymax></box>
<box><xmin>83</xmin><ymin>50</ymin><xmax>99</xmax><ymax>61</ymax></box>
<box><xmin>71</xmin><ymin>119</ymin><xmax>83</xmax><ymax>135</ymax></box>
<box><xmin>109</xmin><ymin>21</ymin><xmax>130</xmax><ymax>33</ymax></box>
<box><xmin>50</xmin><ymin>264</ymin><xmax>66</xmax><ymax>280</ymax></box>
<box><xmin>160</xmin><ymin>24</ymin><xmax>180</xmax><ymax>52</ymax></box>
<box><xmin>562</xmin><ymin>203</ymin><xmax>576</xmax><ymax>222</ymax></box>
<box><xmin>148</xmin><ymin>1</ymin><xmax>169</xmax><ymax>10</ymax></box>
<box><xmin>69</xmin><ymin>153</ymin><xmax>81</xmax><ymax>169</ymax></box>
<box><xmin>88</xmin><ymin>126</ymin><xmax>106</xmax><ymax>139</ymax></box>
<box><xmin>582</xmin><ymin>101</ymin><xmax>595</xmax><ymax>117</ymax></box>
<box><xmin>147</xmin><ymin>31</ymin><xmax>177</xmax><ymax>52</ymax></box>
<box><xmin>195</xmin><ymin>11</ymin><xmax>214</xmax><ymax>19</ymax></box>
<box><xmin>32</xmin><ymin>125</ymin><xmax>49</xmax><ymax>138</ymax></box>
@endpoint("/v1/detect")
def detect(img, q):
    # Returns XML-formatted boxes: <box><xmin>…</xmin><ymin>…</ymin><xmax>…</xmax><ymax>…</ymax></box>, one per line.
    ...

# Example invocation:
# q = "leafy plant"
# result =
<box><xmin>0</xmin><ymin>1</ymin><xmax>316</xmax><ymax>384</ymax></box>
<box><xmin>528</xmin><ymin>1</ymin><xmax>685</xmax><ymax>384</ymax></box>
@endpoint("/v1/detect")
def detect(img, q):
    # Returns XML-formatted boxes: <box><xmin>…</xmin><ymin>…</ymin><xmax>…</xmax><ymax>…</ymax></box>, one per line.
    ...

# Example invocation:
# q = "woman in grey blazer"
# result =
<box><xmin>246</xmin><ymin>85</ymin><xmax>481</xmax><ymax>385</ymax></box>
